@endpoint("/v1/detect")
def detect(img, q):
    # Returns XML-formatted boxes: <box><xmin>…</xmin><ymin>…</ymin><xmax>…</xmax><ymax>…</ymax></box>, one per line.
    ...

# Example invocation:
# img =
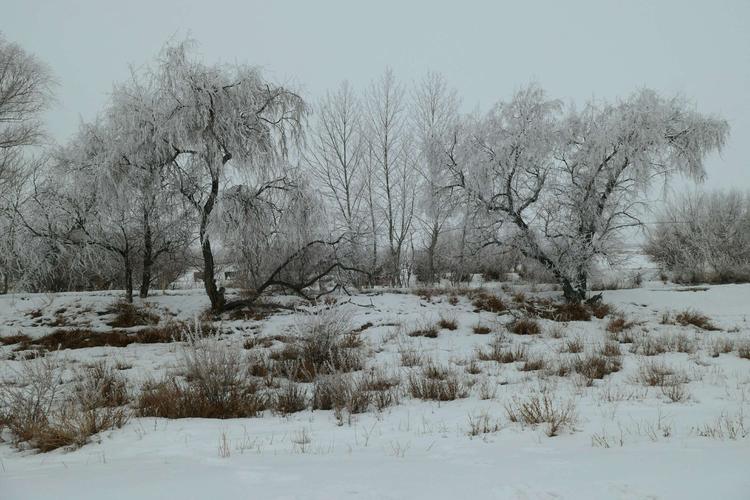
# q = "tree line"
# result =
<box><xmin>0</xmin><ymin>36</ymin><xmax>731</xmax><ymax>310</ymax></box>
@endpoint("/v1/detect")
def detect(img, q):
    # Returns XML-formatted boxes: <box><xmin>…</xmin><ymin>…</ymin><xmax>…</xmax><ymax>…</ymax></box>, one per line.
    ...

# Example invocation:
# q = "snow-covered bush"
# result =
<box><xmin>645</xmin><ymin>190</ymin><xmax>750</xmax><ymax>284</ymax></box>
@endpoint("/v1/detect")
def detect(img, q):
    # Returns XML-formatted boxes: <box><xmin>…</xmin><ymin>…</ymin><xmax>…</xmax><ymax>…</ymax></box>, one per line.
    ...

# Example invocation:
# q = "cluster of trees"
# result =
<box><xmin>0</xmin><ymin>35</ymin><xmax>731</xmax><ymax>309</ymax></box>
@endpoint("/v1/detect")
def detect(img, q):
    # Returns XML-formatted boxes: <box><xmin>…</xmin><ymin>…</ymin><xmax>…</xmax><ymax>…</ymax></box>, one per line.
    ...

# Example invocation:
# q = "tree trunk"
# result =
<box><xmin>202</xmin><ymin>235</ymin><xmax>224</xmax><ymax>311</ymax></box>
<box><xmin>426</xmin><ymin>223</ymin><xmax>439</xmax><ymax>284</ymax></box>
<box><xmin>1</xmin><ymin>271</ymin><xmax>8</xmax><ymax>294</ymax></box>
<box><xmin>199</xmin><ymin>161</ymin><xmax>224</xmax><ymax>312</ymax></box>
<box><xmin>123</xmin><ymin>254</ymin><xmax>134</xmax><ymax>303</ymax></box>
<box><xmin>139</xmin><ymin>209</ymin><xmax>153</xmax><ymax>299</ymax></box>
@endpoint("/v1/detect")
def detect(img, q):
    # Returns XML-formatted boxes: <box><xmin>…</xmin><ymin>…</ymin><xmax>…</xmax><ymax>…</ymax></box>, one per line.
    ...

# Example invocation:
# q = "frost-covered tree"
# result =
<box><xmin>412</xmin><ymin>71</ymin><xmax>460</xmax><ymax>283</ymax></box>
<box><xmin>305</xmin><ymin>81</ymin><xmax>369</xmax><ymax>280</ymax></box>
<box><xmin>549</xmin><ymin>89</ymin><xmax>729</xmax><ymax>300</ymax></box>
<box><xmin>447</xmin><ymin>85</ymin><xmax>561</xmax><ymax>286</ymax></box>
<box><xmin>449</xmin><ymin>85</ymin><xmax>728</xmax><ymax>302</ymax></box>
<box><xmin>105</xmin><ymin>77</ymin><xmax>194</xmax><ymax>298</ymax></box>
<box><xmin>154</xmin><ymin>40</ymin><xmax>306</xmax><ymax>311</ymax></box>
<box><xmin>0</xmin><ymin>34</ymin><xmax>54</xmax><ymax>292</ymax></box>
<box><xmin>14</xmin><ymin>122</ymin><xmax>141</xmax><ymax>299</ymax></box>
<box><xmin>364</xmin><ymin>69</ymin><xmax>416</xmax><ymax>286</ymax></box>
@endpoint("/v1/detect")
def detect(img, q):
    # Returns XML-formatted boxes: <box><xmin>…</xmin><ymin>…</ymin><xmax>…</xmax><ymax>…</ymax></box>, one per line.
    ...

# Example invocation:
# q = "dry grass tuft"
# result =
<box><xmin>476</xmin><ymin>336</ymin><xmax>527</xmax><ymax>363</ymax></box>
<box><xmin>505</xmin><ymin>389</ymin><xmax>577</xmax><ymax>437</ymax></box>
<box><xmin>599</xmin><ymin>341</ymin><xmax>622</xmax><ymax>357</ymax></box>
<box><xmin>407</xmin><ymin>363</ymin><xmax>468</xmax><ymax>401</ymax></box>
<box><xmin>518</xmin><ymin>356</ymin><xmax>547</xmax><ymax>372</ymax></box>
<box><xmin>545</xmin><ymin>302</ymin><xmax>591</xmax><ymax>322</ymax></box>
<box><xmin>467</xmin><ymin>410</ymin><xmax>501</xmax><ymax>436</ymax></box>
<box><xmin>472</xmin><ymin>293</ymin><xmax>507</xmax><ymax>313</ymax></box>
<box><xmin>437</xmin><ymin>317</ymin><xmax>458</xmax><ymax>331</ymax></box>
<box><xmin>606</xmin><ymin>316</ymin><xmax>635</xmax><ymax>333</ymax></box>
<box><xmin>509</xmin><ymin>317</ymin><xmax>541</xmax><ymax>335</ymax></box>
<box><xmin>561</xmin><ymin>337</ymin><xmax>584</xmax><ymax>353</ymax></box>
<box><xmin>635</xmin><ymin>360</ymin><xmax>687</xmax><ymax>387</ymax></box>
<box><xmin>674</xmin><ymin>310</ymin><xmax>720</xmax><ymax>331</ymax></box>
<box><xmin>472</xmin><ymin>323</ymin><xmax>492</xmax><ymax>335</ymax></box>
<box><xmin>273</xmin><ymin>383</ymin><xmax>307</xmax><ymax>415</ymax></box>
<box><xmin>399</xmin><ymin>346</ymin><xmax>424</xmax><ymax>367</ymax></box>
<box><xmin>573</xmin><ymin>353</ymin><xmax>622</xmax><ymax>385</ymax></box>
<box><xmin>408</xmin><ymin>322</ymin><xmax>439</xmax><ymax>338</ymax></box>
<box><xmin>709</xmin><ymin>337</ymin><xmax>735</xmax><ymax>358</ymax></box>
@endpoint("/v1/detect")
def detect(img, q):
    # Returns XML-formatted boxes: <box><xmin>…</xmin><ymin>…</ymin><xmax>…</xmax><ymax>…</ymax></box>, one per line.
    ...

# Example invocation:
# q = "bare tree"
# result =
<box><xmin>412</xmin><ymin>71</ymin><xmax>459</xmax><ymax>283</ymax></box>
<box><xmin>364</xmin><ymin>69</ymin><xmax>415</xmax><ymax>286</ymax></box>
<box><xmin>305</xmin><ymin>81</ymin><xmax>368</xmax><ymax>279</ymax></box>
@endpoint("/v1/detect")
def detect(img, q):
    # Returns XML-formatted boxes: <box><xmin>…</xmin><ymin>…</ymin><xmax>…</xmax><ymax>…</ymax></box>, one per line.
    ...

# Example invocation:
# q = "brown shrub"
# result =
<box><xmin>273</xmin><ymin>308</ymin><xmax>366</xmax><ymax>379</ymax></box>
<box><xmin>547</xmin><ymin>302</ymin><xmax>591</xmax><ymax>322</ymax></box>
<box><xmin>465</xmin><ymin>360</ymin><xmax>482</xmax><ymax>374</ymax></box>
<box><xmin>472</xmin><ymin>293</ymin><xmax>507</xmax><ymax>313</ymax></box>
<box><xmin>32</xmin><ymin>322</ymin><xmax>186</xmax><ymax>350</ymax></box>
<box><xmin>399</xmin><ymin>347</ymin><xmax>424</xmax><ymax>367</ymax></box>
<box><xmin>73</xmin><ymin>363</ymin><xmax>129</xmax><ymax>408</ymax></box>
<box><xmin>137</xmin><ymin>377</ymin><xmax>266</xmax><ymax>419</ymax></box>
<box><xmin>573</xmin><ymin>354</ymin><xmax>622</xmax><ymax>385</ymax></box>
<box><xmin>606</xmin><ymin>316</ymin><xmax>635</xmax><ymax>333</ymax></box>
<box><xmin>589</xmin><ymin>302</ymin><xmax>612</xmax><ymax>319</ymax></box>
<box><xmin>437</xmin><ymin>317</ymin><xmax>458</xmax><ymax>330</ymax></box>
<box><xmin>107</xmin><ymin>301</ymin><xmax>160</xmax><ymax>328</ymax></box>
<box><xmin>0</xmin><ymin>359</ymin><xmax>129</xmax><ymax>452</ymax></box>
<box><xmin>472</xmin><ymin>324</ymin><xmax>492</xmax><ymax>335</ymax></box>
<box><xmin>738</xmin><ymin>343</ymin><xmax>750</xmax><ymax>360</ymax></box>
<box><xmin>674</xmin><ymin>310</ymin><xmax>719</xmax><ymax>331</ymax></box>
<box><xmin>0</xmin><ymin>334</ymin><xmax>31</xmax><ymax>346</ymax></box>
<box><xmin>509</xmin><ymin>317</ymin><xmax>541</xmax><ymax>335</ymax></box>
<box><xmin>312</xmin><ymin>370</ymin><xmax>399</xmax><ymax>415</ymax></box>
<box><xmin>243</xmin><ymin>336</ymin><xmax>274</xmax><ymax>350</ymax></box>
<box><xmin>709</xmin><ymin>338</ymin><xmax>734</xmax><ymax>358</ymax></box>
<box><xmin>273</xmin><ymin>383</ymin><xmax>308</xmax><ymax>415</ymax></box>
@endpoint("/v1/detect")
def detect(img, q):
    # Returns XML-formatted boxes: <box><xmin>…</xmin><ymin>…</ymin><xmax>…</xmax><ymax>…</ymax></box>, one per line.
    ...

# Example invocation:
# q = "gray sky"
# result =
<box><xmin>3</xmin><ymin>0</ymin><xmax>749</xmax><ymax>190</ymax></box>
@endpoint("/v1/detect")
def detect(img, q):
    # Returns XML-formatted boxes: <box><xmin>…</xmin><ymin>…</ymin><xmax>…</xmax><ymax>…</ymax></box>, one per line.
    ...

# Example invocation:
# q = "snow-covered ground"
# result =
<box><xmin>1</xmin><ymin>282</ymin><xmax>749</xmax><ymax>500</ymax></box>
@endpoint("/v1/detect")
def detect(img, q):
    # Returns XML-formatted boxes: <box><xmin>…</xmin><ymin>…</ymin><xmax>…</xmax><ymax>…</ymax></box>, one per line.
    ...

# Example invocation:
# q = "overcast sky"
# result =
<box><xmin>3</xmin><ymin>0</ymin><xmax>749</xmax><ymax>190</ymax></box>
